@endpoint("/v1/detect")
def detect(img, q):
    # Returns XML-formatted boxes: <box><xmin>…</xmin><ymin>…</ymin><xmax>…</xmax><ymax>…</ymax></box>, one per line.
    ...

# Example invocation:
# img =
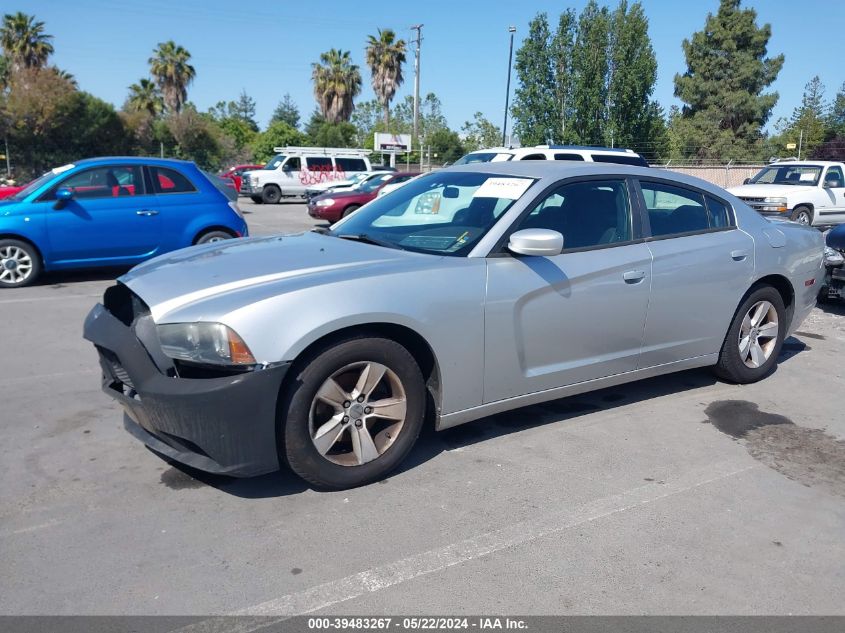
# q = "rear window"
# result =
<box><xmin>554</xmin><ymin>153</ymin><xmax>586</xmax><ymax>161</ymax></box>
<box><xmin>520</xmin><ymin>154</ymin><xmax>548</xmax><ymax>161</ymax></box>
<box><xmin>591</xmin><ymin>154</ymin><xmax>649</xmax><ymax>167</ymax></box>
<box><xmin>306</xmin><ymin>156</ymin><xmax>333</xmax><ymax>170</ymax></box>
<box><xmin>149</xmin><ymin>166</ymin><xmax>197</xmax><ymax>194</ymax></box>
<box><xmin>335</xmin><ymin>158</ymin><xmax>367</xmax><ymax>172</ymax></box>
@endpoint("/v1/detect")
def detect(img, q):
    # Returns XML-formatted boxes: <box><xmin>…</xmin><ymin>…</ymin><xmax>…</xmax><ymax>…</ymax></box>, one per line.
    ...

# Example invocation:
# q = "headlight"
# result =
<box><xmin>315</xmin><ymin>198</ymin><xmax>336</xmax><ymax>207</ymax></box>
<box><xmin>762</xmin><ymin>197</ymin><xmax>787</xmax><ymax>204</ymax></box>
<box><xmin>157</xmin><ymin>323</ymin><xmax>256</xmax><ymax>366</ymax></box>
<box><xmin>758</xmin><ymin>197</ymin><xmax>788</xmax><ymax>212</ymax></box>
<box><xmin>824</xmin><ymin>246</ymin><xmax>844</xmax><ymax>266</ymax></box>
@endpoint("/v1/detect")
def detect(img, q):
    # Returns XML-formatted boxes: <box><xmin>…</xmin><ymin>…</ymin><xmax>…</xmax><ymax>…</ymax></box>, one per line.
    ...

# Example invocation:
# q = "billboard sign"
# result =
<box><xmin>374</xmin><ymin>133</ymin><xmax>412</xmax><ymax>153</ymax></box>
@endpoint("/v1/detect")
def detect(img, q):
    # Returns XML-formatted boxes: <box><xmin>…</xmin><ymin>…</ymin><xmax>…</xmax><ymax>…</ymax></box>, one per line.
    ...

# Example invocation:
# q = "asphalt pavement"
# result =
<box><xmin>2</xmin><ymin>198</ymin><xmax>844</xmax><ymax>618</ymax></box>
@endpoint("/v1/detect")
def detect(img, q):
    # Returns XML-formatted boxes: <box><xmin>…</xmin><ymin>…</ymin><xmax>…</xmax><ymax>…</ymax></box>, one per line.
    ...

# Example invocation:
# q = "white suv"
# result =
<box><xmin>453</xmin><ymin>145</ymin><xmax>649</xmax><ymax>167</ymax></box>
<box><xmin>241</xmin><ymin>147</ymin><xmax>373</xmax><ymax>204</ymax></box>
<box><xmin>728</xmin><ymin>160</ymin><xmax>845</xmax><ymax>226</ymax></box>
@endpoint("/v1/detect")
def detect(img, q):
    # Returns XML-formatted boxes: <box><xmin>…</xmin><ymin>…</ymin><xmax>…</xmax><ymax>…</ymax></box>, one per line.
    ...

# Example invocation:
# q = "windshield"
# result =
<box><xmin>10</xmin><ymin>171</ymin><xmax>56</xmax><ymax>200</ymax></box>
<box><xmin>330</xmin><ymin>171</ymin><xmax>535</xmax><ymax>255</ymax></box>
<box><xmin>264</xmin><ymin>155</ymin><xmax>285</xmax><ymax>170</ymax></box>
<box><xmin>358</xmin><ymin>174</ymin><xmax>393</xmax><ymax>193</ymax></box>
<box><xmin>453</xmin><ymin>152</ymin><xmax>513</xmax><ymax>165</ymax></box>
<box><xmin>750</xmin><ymin>164</ymin><xmax>822</xmax><ymax>186</ymax></box>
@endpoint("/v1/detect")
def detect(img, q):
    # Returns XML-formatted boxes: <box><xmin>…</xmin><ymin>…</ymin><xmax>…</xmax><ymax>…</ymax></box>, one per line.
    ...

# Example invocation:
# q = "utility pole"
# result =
<box><xmin>797</xmin><ymin>129</ymin><xmax>803</xmax><ymax>160</ymax></box>
<box><xmin>3</xmin><ymin>137</ymin><xmax>10</xmax><ymax>178</ymax></box>
<box><xmin>410</xmin><ymin>24</ymin><xmax>423</xmax><ymax>141</ymax></box>
<box><xmin>502</xmin><ymin>26</ymin><xmax>516</xmax><ymax>147</ymax></box>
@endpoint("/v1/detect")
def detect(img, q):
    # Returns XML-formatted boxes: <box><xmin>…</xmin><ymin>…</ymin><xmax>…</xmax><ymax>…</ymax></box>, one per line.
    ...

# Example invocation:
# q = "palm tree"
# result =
<box><xmin>0</xmin><ymin>12</ymin><xmax>54</xmax><ymax>72</ymax></box>
<box><xmin>365</xmin><ymin>29</ymin><xmax>406</xmax><ymax>131</ymax></box>
<box><xmin>148</xmin><ymin>41</ymin><xmax>195</xmax><ymax>113</ymax></box>
<box><xmin>126</xmin><ymin>78</ymin><xmax>162</xmax><ymax>118</ymax></box>
<box><xmin>52</xmin><ymin>66</ymin><xmax>77</xmax><ymax>87</ymax></box>
<box><xmin>311</xmin><ymin>49</ymin><xmax>362</xmax><ymax>124</ymax></box>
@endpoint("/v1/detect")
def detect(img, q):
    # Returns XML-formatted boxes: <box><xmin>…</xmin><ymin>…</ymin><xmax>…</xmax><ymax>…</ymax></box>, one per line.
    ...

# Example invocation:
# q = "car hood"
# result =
<box><xmin>728</xmin><ymin>184</ymin><xmax>816</xmax><ymax>198</ymax></box>
<box><xmin>120</xmin><ymin>232</ymin><xmax>424</xmax><ymax>321</ymax></box>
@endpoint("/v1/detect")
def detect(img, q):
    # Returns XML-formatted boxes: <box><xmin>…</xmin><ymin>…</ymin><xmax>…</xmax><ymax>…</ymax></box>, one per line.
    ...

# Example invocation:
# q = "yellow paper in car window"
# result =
<box><xmin>473</xmin><ymin>177</ymin><xmax>533</xmax><ymax>199</ymax></box>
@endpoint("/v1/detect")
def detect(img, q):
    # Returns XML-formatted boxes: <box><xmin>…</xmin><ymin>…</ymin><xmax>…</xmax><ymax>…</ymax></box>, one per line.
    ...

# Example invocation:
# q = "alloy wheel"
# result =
<box><xmin>738</xmin><ymin>300</ymin><xmax>779</xmax><ymax>368</ymax></box>
<box><xmin>309</xmin><ymin>361</ymin><xmax>408</xmax><ymax>466</ymax></box>
<box><xmin>0</xmin><ymin>245</ymin><xmax>34</xmax><ymax>285</ymax></box>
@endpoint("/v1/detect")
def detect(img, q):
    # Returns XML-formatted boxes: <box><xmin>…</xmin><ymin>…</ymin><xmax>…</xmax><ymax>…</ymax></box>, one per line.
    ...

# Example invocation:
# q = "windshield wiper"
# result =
<box><xmin>335</xmin><ymin>233</ymin><xmax>405</xmax><ymax>250</ymax></box>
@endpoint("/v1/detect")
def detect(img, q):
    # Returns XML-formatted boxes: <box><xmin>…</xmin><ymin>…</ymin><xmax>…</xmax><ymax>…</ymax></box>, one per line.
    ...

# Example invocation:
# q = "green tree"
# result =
<box><xmin>304</xmin><ymin>108</ymin><xmax>326</xmax><ymax>139</ymax></box>
<box><xmin>461</xmin><ymin>112</ymin><xmax>501</xmax><ymax>152</ymax></box>
<box><xmin>149</xmin><ymin>41</ymin><xmax>196</xmax><ymax>114</ymax></box>
<box><xmin>780</xmin><ymin>76</ymin><xmax>828</xmax><ymax>157</ymax></box>
<box><xmin>0</xmin><ymin>12</ymin><xmax>54</xmax><ymax>72</ymax></box>
<box><xmin>311</xmin><ymin>121</ymin><xmax>357</xmax><ymax>148</ymax></box>
<box><xmin>365</xmin><ymin>28</ymin><xmax>406</xmax><ymax>131</ymax></box>
<box><xmin>606</xmin><ymin>1</ymin><xmax>657</xmax><ymax>150</ymax></box>
<box><xmin>351</xmin><ymin>98</ymin><xmax>384</xmax><ymax>146</ymax></box>
<box><xmin>511</xmin><ymin>13</ymin><xmax>557</xmax><ymax>146</ymax></box>
<box><xmin>311</xmin><ymin>48</ymin><xmax>361</xmax><ymax>124</ymax></box>
<box><xmin>428</xmin><ymin>128</ymin><xmax>464</xmax><ymax>164</ymax></box>
<box><xmin>125</xmin><ymin>78</ymin><xmax>162</xmax><ymax>118</ymax></box>
<box><xmin>570</xmin><ymin>0</ymin><xmax>610</xmax><ymax>144</ymax></box>
<box><xmin>165</xmin><ymin>106</ymin><xmax>227</xmax><ymax>169</ymax></box>
<box><xmin>271</xmin><ymin>93</ymin><xmax>300</xmax><ymax>128</ymax></box>
<box><xmin>551</xmin><ymin>9</ymin><xmax>577</xmax><ymax>143</ymax></box>
<box><xmin>250</xmin><ymin>120</ymin><xmax>308</xmax><ymax>163</ymax></box>
<box><xmin>825</xmin><ymin>82</ymin><xmax>845</xmax><ymax>138</ymax></box>
<box><xmin>673</xmin><ymin>0</ymin><xmax>784</xmax><ymax>161</ymax></box>
<box><xmin>393</xmin><ymin>93</ymin><xmax>448</xmax><ymax>140</ymax></box>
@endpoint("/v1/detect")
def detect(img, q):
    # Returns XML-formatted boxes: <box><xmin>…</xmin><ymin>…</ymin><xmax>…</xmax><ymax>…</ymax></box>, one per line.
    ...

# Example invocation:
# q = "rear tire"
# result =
<box><xmin>196</xmin><ymin>230</ymin><xmax>234</xmax><ymax>245</ymax></box>
<box><xmin>713</xmin><ymin>285</ymin><xmax>786</xmax><ymax>383</ymax></box>
<box><xmin>281</xmin><ymin>337</ymin><xmax>426</xmax><ymax>489</ymax></box>
<box><xmin>262</xmin><ymin>185</ymin><xmax>282</xmax><ymax>204</ymax></box>
<box><xmin>790</xmin><ymin>205</ymin><xmax>813</xmax><ymax>225</ymax></box>
<box><xmin>0</xmin><ymin>239</ymin><xmax>41</xmax><ymax>288</ymax></box>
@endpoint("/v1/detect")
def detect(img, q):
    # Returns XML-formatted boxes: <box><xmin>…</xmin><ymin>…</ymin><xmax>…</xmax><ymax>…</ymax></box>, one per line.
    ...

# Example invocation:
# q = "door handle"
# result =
<box><xmin>731</xmin><ymin>249</ymin><xmax>749</xmax><ymax>261</ymax></box>
<box><xmin>136</xmin><ymin>210</ymin><xmax>159</xmax><ymax>216</ymax></box>
<box><xmin>623</xmin><ymin>270</ymin><xmax>646</xmax><ymax>283</ymax></box>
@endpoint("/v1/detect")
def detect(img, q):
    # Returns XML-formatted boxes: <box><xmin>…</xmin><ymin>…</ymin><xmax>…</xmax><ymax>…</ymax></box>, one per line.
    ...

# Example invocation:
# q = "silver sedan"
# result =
<box><xmin>84</xmin><ymin>162</ymin><xmax>825</xmax><ymax>489</ymax></box>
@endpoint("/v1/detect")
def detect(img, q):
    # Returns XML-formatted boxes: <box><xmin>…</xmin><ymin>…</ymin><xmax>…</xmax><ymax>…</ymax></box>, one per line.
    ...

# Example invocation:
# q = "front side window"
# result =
<box><xmin>640</xmin><ymin>181</ymin><xmax>717</xmax><ymax>237</ymax></box>
<box><xmin>824</xmin><ymin>166</ymin><xmax>844</xmax><ymax>187</ymax></box>
<box><xmin>750</xmin><ymin>164</ymin><xmax>822</xmax><ymax>186</ymax></box>
<box><xmin>358</xmin><ymin>174</ymin><xmax>393</xmax><ymax>192</ymax></box>
<box><xmin>149</xmin><ymin>167</ymin><xmax>196</xmax><ymax>194</ymax></box>
<box><xmin>51</xmin><ymin>165</ymin><xmax>145</xmax><ymax>199</ymax></box>
<box><xmin>332</xmin><ymin>171</ymin><xmax>535</xmax><ymax>255</ymax></box>
<box><xmin>516</xmin><ymin>179</ymin><xmax>632</xmax><ymax>249</ymax></box>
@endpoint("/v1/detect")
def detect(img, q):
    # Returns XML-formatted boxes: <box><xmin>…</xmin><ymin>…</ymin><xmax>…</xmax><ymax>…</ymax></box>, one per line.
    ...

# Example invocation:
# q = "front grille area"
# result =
<box><xmin>103</xmin><ymin>283</ymin><xmax>150</xmax><ymax>326</ymax></box>
<box><xmin>738</xmin><ymin>196</ymin><xmax>765</xmax><ymax>204</ymax></box>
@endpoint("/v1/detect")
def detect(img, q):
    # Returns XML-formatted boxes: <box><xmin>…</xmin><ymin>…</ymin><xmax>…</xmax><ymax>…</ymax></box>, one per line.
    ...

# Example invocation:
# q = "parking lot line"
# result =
<box><xmin>178</xmin><ymin>460</ymin><xmax>755</xmax><ymax>625</ymax></box>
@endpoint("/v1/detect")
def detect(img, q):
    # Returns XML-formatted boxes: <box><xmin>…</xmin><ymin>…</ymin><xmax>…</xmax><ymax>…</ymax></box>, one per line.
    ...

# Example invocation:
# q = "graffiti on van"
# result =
<box><xmin>299</xmin><ymin>164</ymin><xmax>347</xmax><ymax>186</ymax></box>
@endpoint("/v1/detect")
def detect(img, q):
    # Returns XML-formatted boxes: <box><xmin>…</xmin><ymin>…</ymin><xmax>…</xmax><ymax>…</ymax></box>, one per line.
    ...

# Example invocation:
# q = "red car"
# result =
<box><xmin>219</xmin><ymin>164</ymin><xmax>264</xmax><ymax>194</ymax></box>
<box><xmin>0</xmin><ymin>182</ymin><xmax>26</xmax><ymax>199</ymax></box>
<box><xmin>307</xmin><ymin>171</ymin><xmax>418</xmax><ymax>222</ymax></box>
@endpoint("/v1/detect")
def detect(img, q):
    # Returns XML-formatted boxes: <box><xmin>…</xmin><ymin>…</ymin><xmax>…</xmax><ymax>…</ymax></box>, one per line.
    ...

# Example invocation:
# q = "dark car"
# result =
<box><xmin>821</xmin><ymin>224</ymin><xmax>845</xmax><ymax>301</ymax></box>
<box><xmin>307</xmin><ymin>171</ymin><xmax>418</xmax><ymax>222</ymax></box>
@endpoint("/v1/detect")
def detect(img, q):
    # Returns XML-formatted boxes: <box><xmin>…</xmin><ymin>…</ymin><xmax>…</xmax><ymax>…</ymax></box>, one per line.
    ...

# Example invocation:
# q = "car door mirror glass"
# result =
<box><xmin>443</xmin><ymin>186</ymin><xmax>460</xmax><ymax>199</ymax></box>
<box><xmin>56</xmin><ymin>187</ymin><xmax>74</xmax><ymax>201</ymax></box>
<box><xmin>508</xmin><ymin>228</ymin><xmax>564</xmax><ymax>257</ymax></box>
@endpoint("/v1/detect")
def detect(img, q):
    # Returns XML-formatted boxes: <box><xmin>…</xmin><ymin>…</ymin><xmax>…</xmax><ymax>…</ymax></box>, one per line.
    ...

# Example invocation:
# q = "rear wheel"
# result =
<box><xmin>713</xmin><ymin>285</ymin><xmax>786</xmax><ymax>383</ymax></box>
<box><xmin>0</xmin><ymin>239</ymin><xmax>41</xmax><ymax>288</ymax></box>
<box><xmin>196</xmin><ymin>230</ymin><xmax>234</xmax><ymax>245</ymax></box>
<box><xmin>790</xmin><ymin>205</ymin><xmax>813</xmax><ymax>225</ymax></box>
<box><xmin>262</xmin><ymin>185</ymin><xmax>282</xmax><ymax>204</ymax></box>
<box><xmin>282</xmin><ymin>337</ymin><xmax>425</xmax><ymax>489</ymax></box>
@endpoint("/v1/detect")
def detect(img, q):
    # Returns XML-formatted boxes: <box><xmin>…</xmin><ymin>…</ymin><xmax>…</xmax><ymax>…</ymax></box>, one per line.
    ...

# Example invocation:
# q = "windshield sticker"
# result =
<box><xmin>799</xmin><ymin>172</ymin><xmax>816</xmax><ymax>182</ymax></box>
<box><xmin>473</xmin><ymin>177</ymin><xmax>533</xmax><ymax>199</ymax></box>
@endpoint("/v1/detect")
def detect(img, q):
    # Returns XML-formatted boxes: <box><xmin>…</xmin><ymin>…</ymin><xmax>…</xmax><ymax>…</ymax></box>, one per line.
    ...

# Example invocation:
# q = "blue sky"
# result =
<box><xmin>24</xmin><ymin>0</ymin><xmax>845</xmax><ymax>133</ymax></box>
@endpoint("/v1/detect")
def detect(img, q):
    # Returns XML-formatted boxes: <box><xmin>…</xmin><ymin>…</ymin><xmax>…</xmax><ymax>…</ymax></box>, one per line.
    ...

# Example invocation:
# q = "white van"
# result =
<box><xmin>241</xmin><ymin>147</ymin><xmax>373</xmax><ymax>204</ymax></box>
<box><xmin>453</xmin><ymin>145</ymin><xmax>649</xmax><ymax>167</ymax></box>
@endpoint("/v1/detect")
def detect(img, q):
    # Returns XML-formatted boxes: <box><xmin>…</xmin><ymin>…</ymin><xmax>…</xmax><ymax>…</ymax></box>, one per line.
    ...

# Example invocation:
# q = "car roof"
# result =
<box><xmin>766</xmin><ymin>161</ymin><xmax>844</xmax><ymax>167</ymax></box>
<box><xmin>74</xmin><ymin>156</ymin><xmax>196</xmax><ymax>168</ymax></box>
<box><xmin>465</xmin><ymin>145</ymin><xmax>639</xmax><ymax>156</ymax></box>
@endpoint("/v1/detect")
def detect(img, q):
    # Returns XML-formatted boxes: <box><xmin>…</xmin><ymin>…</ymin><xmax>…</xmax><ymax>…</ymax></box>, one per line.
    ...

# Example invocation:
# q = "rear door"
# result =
<box><xmin>44</xmin><ymin>164</ymin><xmax>161</xmax><ymax>264</ymax></box>
<box><xmin>635</xmin><ymin>178</ymin><xmax>754</xmax><ymax>367</ymax></box>
<box><xmin>484</xmin><ymin>177</ymin><xmax>652</xmax><ymax>401</ymax></box>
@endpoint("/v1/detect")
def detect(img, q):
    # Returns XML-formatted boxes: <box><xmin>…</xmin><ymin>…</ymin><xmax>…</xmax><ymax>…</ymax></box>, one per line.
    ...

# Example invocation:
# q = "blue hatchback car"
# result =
<box><xmin>0</xmin><ymin>157</ymin><xmax>248</xmax><ymax>287</ymax></box>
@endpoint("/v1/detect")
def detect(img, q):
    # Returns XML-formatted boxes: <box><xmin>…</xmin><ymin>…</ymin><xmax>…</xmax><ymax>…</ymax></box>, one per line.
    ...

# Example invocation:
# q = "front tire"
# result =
<box><xmin>281</xmin><ymin>337</ymin><xmax>426</xmax><ymax>489</ymax></box>
<box><xmin>713</xmin><ymin>285</ymin><xmax>786</xmax><ymax>383</ymax></box>
<box><xmin>262</xmin><ymin>185</ymin><xmax>282</xmax><ymax>204</ymax></box>
<box><xmin>195</xmin><ymin>230</ymin><xmax>234</xmax><ymax>245</ymax></box>
<box><xmin>790</xmin><ymin>205</ymin><xmax>813</xmax><ymax>225</ymax></box>
<box><xmin>250</xmin><ymin>195</ymin><xmax>263</xmax><ymax>204</ymax></box>
<box><xmin>0</xmin><ymin>239</ymin><xmax>41</xmax><ymax>288</ymax></box>
<box><xmin>341</xmin><ymin>204</ymin><xmax>360</xmax><ymax>218</ymax></box>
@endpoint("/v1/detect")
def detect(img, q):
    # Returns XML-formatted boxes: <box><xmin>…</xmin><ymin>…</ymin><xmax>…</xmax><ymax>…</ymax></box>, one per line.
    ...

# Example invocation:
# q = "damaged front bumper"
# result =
<box><xmin>83</xmin><ymin>289</ymin><xmax>289</xmax><ymax>477</ymax></box>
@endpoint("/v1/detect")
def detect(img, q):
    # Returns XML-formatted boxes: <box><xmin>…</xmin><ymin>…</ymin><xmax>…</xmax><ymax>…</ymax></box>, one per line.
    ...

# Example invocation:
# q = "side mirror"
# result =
<box><xmin>743</xmin><ymin>177</ymin><xmax>750</xmax><ymax>185</ymax></box>
<box><xmin>824</xmin><ymin>180</ymin><xmax>841</xmax><ymax>189</ymax></box>
<box><xmin>53</xmin><ymin>187</ymin><xmax>74</xmax><ymax>209</ymax></box>
<box><xmin>508</xmin><ymin>228</ymin><xmax>564</xmax><ymax>257</ymax></box>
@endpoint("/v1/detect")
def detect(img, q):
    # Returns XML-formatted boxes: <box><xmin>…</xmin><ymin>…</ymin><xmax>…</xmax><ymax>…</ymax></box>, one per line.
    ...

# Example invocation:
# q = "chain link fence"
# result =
<box><xmin>653</xmin><ymin>163</ymin><xmax>766</xmax><ymax>189</ymax></box>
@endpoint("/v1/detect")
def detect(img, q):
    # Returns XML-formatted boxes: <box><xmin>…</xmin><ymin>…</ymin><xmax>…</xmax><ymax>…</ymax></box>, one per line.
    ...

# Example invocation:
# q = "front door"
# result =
<box><xmin>484</xmin><ymin>178</ymin><xmax>652</xmax><ymax>402</ymax></box>
<box><xmin>819</xmin><ymin>165</ymin><xmax>845</xmax><ymax>224</ymax></box>
<box><xmin>45</xmin><ymin>164</ymin><xmax>160</xmax><ymax>264</ymax></box>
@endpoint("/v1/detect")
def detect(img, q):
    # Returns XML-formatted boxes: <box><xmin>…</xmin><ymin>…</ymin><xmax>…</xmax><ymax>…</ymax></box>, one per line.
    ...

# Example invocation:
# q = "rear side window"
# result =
<box><xmin>705</xmin><ymin>196</ymin><xmax>733</xmax><ymax>228</ymax></box>
<box><xmin>591</xmin><ymin>154</ymin><xmax>649</xmax><ymax>167</ymax></box>
<box><xmin>520</xmin><ymin>154</ymin><xmax>547</xmax><ymax>161</ymax></box>
<box><xmin>640</xmin><ymin>181</ymin><xmax>714</xmax><ymax>237</ymax></box>
<box><xmin>336</xmin><ymin>158</ymin><xmax>367</xmax><ymax>172</ymax></box>
<box><xmin>554</xmin><ymin>153</ymin><xmax>585</xmax><ymax>161</ymax></box>
<box><xmin>306</xmin><ymin>156</ymin><xmax>333</xmax><ymax>170</ymax></box>
<box><xmin>149</xmin><ymin>167</ymin><xmax>197</xmax><ymax>194</ymax></box>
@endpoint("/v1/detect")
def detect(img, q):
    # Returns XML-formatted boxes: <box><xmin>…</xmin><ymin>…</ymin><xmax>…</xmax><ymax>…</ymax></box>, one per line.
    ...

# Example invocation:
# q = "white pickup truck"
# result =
<box><xmin>241</xmin><ymin>147</ymin><xmax>372</xmax><ymax>204</ymax></box>
<box><xmin>728</xmin><ymin>160</ymin><xmax>845</xmax><ymax>226</ymax></box>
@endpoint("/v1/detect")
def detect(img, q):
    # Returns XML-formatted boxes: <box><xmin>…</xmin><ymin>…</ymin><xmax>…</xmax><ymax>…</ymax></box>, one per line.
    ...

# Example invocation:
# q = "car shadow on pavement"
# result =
<box><xmin>37</xmin><ymin>267</ymin><xmax>130</xmax><ymax>287</ymax></box>
<box><xmin>161</xmin><ymin>339</ymin><xmax>812</xmax><ymax>498</ymax></box>
<box><xmin>817</xmin><ymin>299</ymin><xmax>845</xmax><ymax>316</ymax></box>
